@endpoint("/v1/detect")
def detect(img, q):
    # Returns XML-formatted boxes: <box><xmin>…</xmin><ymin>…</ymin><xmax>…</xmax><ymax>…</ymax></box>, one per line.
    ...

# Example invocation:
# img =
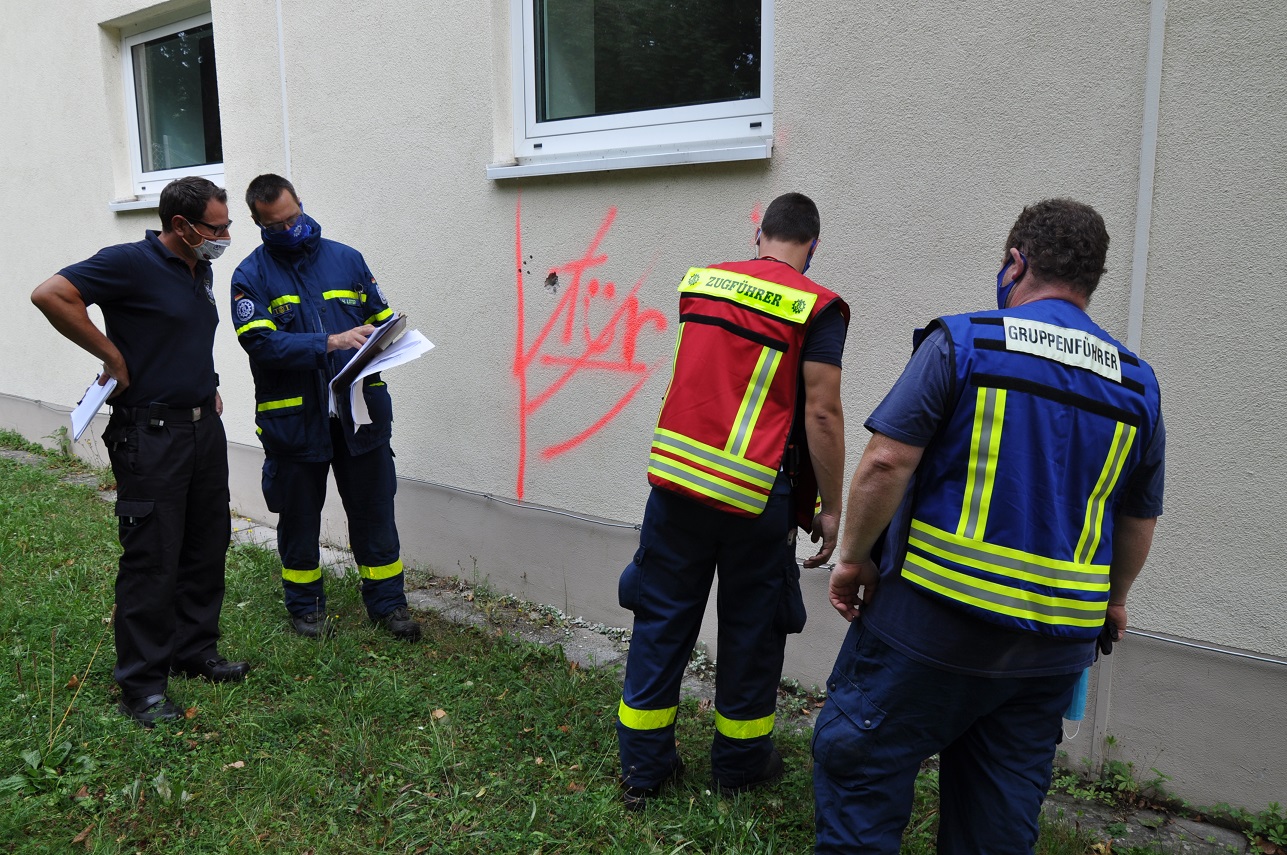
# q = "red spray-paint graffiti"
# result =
<box><xmin>512</xmin><ymin>193</ymin><xmax>669</xmax><ymax>500</ymax></box>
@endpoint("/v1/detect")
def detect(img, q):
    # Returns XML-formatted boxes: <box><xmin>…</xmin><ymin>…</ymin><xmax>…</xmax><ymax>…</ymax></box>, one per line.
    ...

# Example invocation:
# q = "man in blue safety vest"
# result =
<box><xmin>812</xmin><ymin>198</ymin><xmax>1165</xmax><ymax>853</ymax></box>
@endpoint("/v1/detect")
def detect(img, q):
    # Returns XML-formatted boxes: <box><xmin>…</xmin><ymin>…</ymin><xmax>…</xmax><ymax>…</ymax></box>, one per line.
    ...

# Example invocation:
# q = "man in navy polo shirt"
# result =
<box><xmin>31</xmin><ymin>176</ymin><xmax>250</xmax><ymax>728</ymax></box>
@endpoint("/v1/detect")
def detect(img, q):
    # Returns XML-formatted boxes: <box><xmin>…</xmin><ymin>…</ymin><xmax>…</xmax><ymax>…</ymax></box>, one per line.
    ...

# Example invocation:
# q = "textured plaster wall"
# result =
<box><xmin>1131</xmin><ymin>0</ymin><xmax>1287</xmax><ymax>656</ymax></box>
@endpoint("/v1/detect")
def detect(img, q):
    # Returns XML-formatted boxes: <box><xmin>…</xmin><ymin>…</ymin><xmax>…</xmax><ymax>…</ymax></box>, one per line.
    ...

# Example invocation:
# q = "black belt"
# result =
<box><xmin>114</xmin><ymin>400</ymin><xmax>215</xmax><ymax>427</ymax></box>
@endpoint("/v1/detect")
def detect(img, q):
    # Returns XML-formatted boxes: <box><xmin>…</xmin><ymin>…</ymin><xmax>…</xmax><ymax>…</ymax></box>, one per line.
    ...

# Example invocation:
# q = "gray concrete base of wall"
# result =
<box><xmin>2</xmin><ymin>391</ymin><xmax>1283</xmax><ymax>812</ymax></box>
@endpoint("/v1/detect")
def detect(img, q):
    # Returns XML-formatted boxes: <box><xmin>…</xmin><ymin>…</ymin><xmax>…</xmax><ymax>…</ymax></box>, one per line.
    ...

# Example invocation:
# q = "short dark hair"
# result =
<box><xmin>158</xmin><ymin>177</ymin><xmax>227</xmax><ymax>233</ymax></box>
<box><xmin>1005</xmin><ymin>199</ymin><xmax>1110</xmax><ymax>296</ymax></box>
<box><xmin>760</xmin><ymin>192</ymin><xmax>820</xmax><ymax>244</ymax></box>
<box><xmin>245</xmin><ymin>173</ymin><xmax>299</xmax><ymax>221</ymax></box>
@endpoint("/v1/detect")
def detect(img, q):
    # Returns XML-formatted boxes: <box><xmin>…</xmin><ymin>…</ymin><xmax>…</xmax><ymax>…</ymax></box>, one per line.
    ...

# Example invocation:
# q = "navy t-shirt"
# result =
<box><xmin>59</xmin><ymin>231</ymin><xmax>220</xmax><ymax>409</ymax></box>
<box><xmin>862</xmin><ymin>327</ymin><xmax>1166</xmax><ymax>677</ymax></box>
<box><xmin>770</xmin><ymin>300</ymin><xmax>847</xmax><ymax>495</ymax></box>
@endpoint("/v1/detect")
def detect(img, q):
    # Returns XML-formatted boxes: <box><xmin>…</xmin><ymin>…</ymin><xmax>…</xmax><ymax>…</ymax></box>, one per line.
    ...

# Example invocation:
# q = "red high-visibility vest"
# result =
<box><xmin>647</xmin><ymin>260</ymin><xmax>848</xmax><ymax>521</ymax></box>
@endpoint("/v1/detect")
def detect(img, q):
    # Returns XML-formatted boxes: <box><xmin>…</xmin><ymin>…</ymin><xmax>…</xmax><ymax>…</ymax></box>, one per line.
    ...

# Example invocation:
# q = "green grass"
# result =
<box><xmin>0</xmin><ymin>433</ymin><xmax>1105</xmax><ymax>853</ymax></box>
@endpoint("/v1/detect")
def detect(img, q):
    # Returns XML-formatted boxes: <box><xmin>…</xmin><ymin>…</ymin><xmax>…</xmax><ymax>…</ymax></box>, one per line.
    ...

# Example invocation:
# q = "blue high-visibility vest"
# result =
<box><xmin>901</xmin><ymin>299</ymin><xmax>1161</xmax><ymax>640</ymax></box>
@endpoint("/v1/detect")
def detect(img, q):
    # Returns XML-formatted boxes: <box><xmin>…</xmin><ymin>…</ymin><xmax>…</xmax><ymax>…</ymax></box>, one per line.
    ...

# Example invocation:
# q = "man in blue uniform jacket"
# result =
<box><xmin>231</xmin><ymin>174</ymin><xmax>422</xmax><ymax>642</ymax></box>
<box><xmin>812</xmin><ymin>199</ymin><xmax>1165</xmax><ymax>853</ymax></box>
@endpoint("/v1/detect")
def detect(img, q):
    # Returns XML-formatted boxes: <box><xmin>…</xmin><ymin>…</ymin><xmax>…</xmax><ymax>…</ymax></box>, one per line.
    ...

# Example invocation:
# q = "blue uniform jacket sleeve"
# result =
<box><xmin>230</xmin><ymin>261</ymin><xmax>329</xmax><ymax>371</ymax></box>
<box><xmin>359</xmin><ymin>259</ymin><xmax>395</xmax><ymax>327</ymax></box>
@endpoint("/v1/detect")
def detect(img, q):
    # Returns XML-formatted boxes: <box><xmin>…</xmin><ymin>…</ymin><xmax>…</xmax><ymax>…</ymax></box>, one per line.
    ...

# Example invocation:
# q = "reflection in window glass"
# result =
<box><xmin>535</xmin><ymin>0</ymin><xmax>760</xmax><ymax>123</ymax></box>
<box><xmin>132</xmin><ymin>23</ymin><xmax>223</xmax><ymax>173</ymax></box>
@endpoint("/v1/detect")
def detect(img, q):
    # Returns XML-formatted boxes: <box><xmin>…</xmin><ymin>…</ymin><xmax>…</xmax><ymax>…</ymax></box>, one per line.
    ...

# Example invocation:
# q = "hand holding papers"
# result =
<box><xmin>71</xmin><ymin>374</ymin><xmax>117</xmax><ymax>441</ymax></box>
<box><xmin>328</xmin><ymin>313</ymin><xmax>434</xmax><ymax>429</ymax></box>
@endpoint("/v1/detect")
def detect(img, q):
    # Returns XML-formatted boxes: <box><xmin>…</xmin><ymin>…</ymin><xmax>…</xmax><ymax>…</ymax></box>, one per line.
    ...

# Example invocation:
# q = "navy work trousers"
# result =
<box><xmin>812</xmin><ymin>622</ymin><xmax>1080</xmax><ymax>854</ymax></box>
<box><xmin>262</xmin><ymin>419</ymin><xmax>405</xmax><ymax>621</ymax></box>
<box><xmin>617</xmin><ymin>486</ymin><xmax>805</xmax><ymax>789</ymax></box>
<box><xmin>104</xmin><ymin>411</ymin><xmax>231</xmax><ymax>701</ymax></box>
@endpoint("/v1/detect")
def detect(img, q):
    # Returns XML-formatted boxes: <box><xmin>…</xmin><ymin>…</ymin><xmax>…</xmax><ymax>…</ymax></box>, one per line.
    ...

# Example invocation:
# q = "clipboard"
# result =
<box><xmin>329</xmin><ymin>313</ymin><xmax>408</xmax><ymax>400</ymax></box>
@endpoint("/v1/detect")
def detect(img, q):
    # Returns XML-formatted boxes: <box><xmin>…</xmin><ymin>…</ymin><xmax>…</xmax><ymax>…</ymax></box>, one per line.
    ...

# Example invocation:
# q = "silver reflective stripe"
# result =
<box><xmin>910</xmin><ymin>525</ymin><xmax>1108</xmax><ymax>587</ymax></box>
<box><xmin>903</xmin><ymin>553</ymin><xmax>1105</xmax><ymax>623</ymax></box>
<box><xmin>1075</xmin><ymin>425</ymin><xmax>1134</xmax><ymax>564</ymax></box>
<box><xmin>728</xmin><ymin>349</ymin><xmax>779</xmax><ymax>457</ymax></box>
<box><xmin>652</xmin><ymin>431</ymin><xmax>775</xmax><ymax>488</ymax></box>
<box><xmin>961</xmin><ymin>387</ymin><xmax>1002</xmax><ymax>539</ymax></box>
<box><xmin>648</xmin><ymin>455</ymin><xmax>768</xmax><ymax>511</ymax></box>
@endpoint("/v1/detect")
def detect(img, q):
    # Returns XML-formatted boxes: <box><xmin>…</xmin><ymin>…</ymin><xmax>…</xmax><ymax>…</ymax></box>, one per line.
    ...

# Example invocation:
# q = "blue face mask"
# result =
<box><xmin>996</xmin><ymin>250</ymin><xmax>1027</xmax><ymax>309</ymax></box>
<box><xmin>260</xmin><ymin>211</ymin><xmax>317</xmax><ymax>249</ymax></box>
<box><xmin>802</xmin><ymin>239</ymin><xmax>818</xmax><ymax>275</ymax></box>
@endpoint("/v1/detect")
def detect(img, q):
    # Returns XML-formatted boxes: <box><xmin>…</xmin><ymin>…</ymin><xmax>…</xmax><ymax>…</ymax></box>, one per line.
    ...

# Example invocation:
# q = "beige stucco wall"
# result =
<box><xmin>3</xmin><ymin>0</ymin><xmax>1284</xmax><ymax>811</ymax></box>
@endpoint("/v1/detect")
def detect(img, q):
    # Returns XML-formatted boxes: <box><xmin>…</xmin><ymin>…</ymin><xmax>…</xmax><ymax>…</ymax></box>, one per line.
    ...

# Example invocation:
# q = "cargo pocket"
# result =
<box><xmin>773</xmin><ymin>555</ymin><xmax>807</xmax><ymax>634</ymax></box>
<box><xmin>261</xmin><ymin>457</ymin><xmax>283</xmax><ymax>513</ymax></box>
<box><xmin>114</xmin><ymin>500</ymin><xmax>159</xmax><ymax>573</ymax></box>
<box><xmin>810</xmin><ymin>670</ymin><xmax>889</xmax><ymax>777</ymax></box>
<box><xmin>618</xmin><ymin>546</ymin><xmax>646</xmax><ymax>611</ymax></box>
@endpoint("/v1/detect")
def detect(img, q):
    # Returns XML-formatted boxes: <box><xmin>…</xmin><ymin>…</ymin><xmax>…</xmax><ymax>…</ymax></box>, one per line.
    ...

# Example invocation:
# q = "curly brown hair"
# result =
<box><xmin>1005</xmin><ymin>199</ymin><xmax>1109</xmax><ymax>296</ymax></box>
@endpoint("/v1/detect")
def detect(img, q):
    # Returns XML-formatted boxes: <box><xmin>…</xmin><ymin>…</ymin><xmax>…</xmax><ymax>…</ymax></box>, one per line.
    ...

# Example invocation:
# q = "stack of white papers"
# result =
<box><xmin>326</xmin><ymin>315</ymin><xmax>435</xmax><ymax>426</ymax></box>
<box><xmin>71</xmin><ymin>375</ymin><xmax>117</xmax><ymax>441</ymax></box>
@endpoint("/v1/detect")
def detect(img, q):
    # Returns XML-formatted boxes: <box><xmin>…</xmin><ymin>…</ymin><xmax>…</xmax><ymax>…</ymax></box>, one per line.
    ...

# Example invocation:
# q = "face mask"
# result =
<box><xmin>182</xmin><ymin>227</ymin><xmax>231</xmax><ymax>261</ymax></box>
<box><xmin>260</xmin><ymin>212</ymin><xmax>316</xmax><ymax>249</ymax></box>
<box><xmin>996</xmin><ymin>250</ymin><xmax>1027</xmax><ymax>309</ymax></box>
<box><xmin>802</xmin><ymin>239</ymin><xmax>818</xmax><ymax>275</ymax></box>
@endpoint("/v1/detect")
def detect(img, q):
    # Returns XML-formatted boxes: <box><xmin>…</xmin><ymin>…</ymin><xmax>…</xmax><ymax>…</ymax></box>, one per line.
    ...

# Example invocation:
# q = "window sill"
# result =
<box><xmin>107</xmin><ymin>197</ymin><xmax>159</xmax><ymax>212</ymax></box>
<box><xmin>487</xmin><ymin>137</ymin><xmax>773</xmax><ymax>180</ymax></box>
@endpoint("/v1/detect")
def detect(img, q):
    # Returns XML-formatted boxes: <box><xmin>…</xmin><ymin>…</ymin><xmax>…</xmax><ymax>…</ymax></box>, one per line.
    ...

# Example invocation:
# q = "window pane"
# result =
<box><xmin>535</xmin><ymin>0</ymin><xmax>760</xmax><ymax>123</ymax></box>
<box><xmin>132</xmin><ymin>23</ymin><xmax>223</xmax><ymax>173</ymax></box>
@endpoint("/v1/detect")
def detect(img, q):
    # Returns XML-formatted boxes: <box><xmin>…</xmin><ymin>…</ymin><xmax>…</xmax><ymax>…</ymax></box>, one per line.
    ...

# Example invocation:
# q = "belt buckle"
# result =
<box><xmin>191</xmin><ymin>407</ymin><xmax>203</xmax><ymax>422</ymax></box>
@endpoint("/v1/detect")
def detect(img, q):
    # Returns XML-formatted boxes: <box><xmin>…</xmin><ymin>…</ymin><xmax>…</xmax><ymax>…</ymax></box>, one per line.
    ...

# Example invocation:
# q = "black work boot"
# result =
<box><xmin>291</xmin><ymin>611</ymin><xmax>336</xmax><ymax>638</ymax></box>
<box><xmin>622</xmin><ymin>759</ymin><xmax>684</xmax><ymax>812</ymax></box>
<box><xmin>119</xmin><ymin>694</ymin><xmax>184</xmax><ymax>728</ymax></box>
<box><xmin>714</xmin><ymin>747</ymin><xmax>785</xmax><ymax>795</ymax></box>
<box><xmin>171</xmin><ymin>657</ymin><xmax>251</xmax><ymax>683</ymax></box>
<box><xmin>375</xmin><ymin>606</ymin><xmax>422</xmax><ymax>641</ymax></box>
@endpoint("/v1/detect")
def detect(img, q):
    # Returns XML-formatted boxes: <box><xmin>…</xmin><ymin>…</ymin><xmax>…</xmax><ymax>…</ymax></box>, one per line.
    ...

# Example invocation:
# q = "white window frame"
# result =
<box><xmin>120</xmin><ymin>13</ymin><xmax>224</xmax><ymax>200</ymax></box>
<box><xmin>488</xmin><ymin>0</ymin><xmax>774</xmax><ymax>179</ymax></box>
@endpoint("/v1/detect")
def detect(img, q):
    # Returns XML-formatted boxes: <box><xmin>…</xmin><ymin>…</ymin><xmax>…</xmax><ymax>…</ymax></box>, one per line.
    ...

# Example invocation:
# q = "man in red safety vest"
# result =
<box><xmin>616</xmin><ymin>192</ymin><xmax>849</xmax><ymax>809</ymax></box>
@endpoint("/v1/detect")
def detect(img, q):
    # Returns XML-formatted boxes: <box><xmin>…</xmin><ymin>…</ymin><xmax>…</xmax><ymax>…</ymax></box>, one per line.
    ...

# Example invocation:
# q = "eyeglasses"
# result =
<box><xmin>191</xmin><ymin>219</ymin><xmax>233</xmax><ymax>237</ymax></box>
<box><xmin>260</xmin><ymin>211</ymin><xmax>303</xmax><ymax>233</ymax></box>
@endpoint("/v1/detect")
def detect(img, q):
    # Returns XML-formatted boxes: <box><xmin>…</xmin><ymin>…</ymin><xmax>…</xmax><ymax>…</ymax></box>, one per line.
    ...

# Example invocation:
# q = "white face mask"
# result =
<box><xmin>193</xmin><ymin>237</ymin><xmax>231</xmax><ymax>261</ymax></box>
<box><xmin>181</xmin><ymin>218</ymin><xmax>231</xmax><ymax>261</ymax></box>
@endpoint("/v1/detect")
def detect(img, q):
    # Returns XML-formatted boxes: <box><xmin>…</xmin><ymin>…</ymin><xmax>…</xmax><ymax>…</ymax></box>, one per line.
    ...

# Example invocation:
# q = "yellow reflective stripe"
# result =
<box><xmin>648</xmin><ymin>453</ymin><xmax>768</xmax><ymax>515</ymax></box>
<box><xmin>956</xmin><ymin>387</ymin><xmax>1005</xmax><ymax>538</ymax></box>
<box><xmin>654</xmin><ymin>428</ymin><xmax>776</xmax><ymax>485</ymax></box>
<box><xmin>268</xmin><ymin>294</ymin><xmax>301</xmax><ymax>310</ymax></box>
<box><xmin>678</xmin><ymin>267</ymin><xmax>817</xmax><ymax>324</ymax></box>
<box><xmin>902</xmin><ymin>552</ymin><xmax>1106</xmax><ymax>627</ymax></box>
<box><xmin>236</xmin><ymin>319</ymin><xmax>277</xmax><ymax>336</ymax></box>
<box><xmin>257</xmin><ymin>397</ymin><xmax>304</xmax><ymax>412</ymax></box>
<box><xmin>911</xmin><ymin>520</ymin><xmax>1109</xmax><ymax>585</ymax></box>
<box><xmin>282</xmin><ymin>567</ymin><xmax>322</xmax><ymax>584</ymax></box>
<box><xmin>1075</xmin><ymin>423</ymin><xmax>1137</xmax><ymax>563</ymax></box>
<box><xmin>365</xmin><ymin>307</ymin><xmax>394</xmax><ymax>324</ymax></box>
<box><xmin>617</xmin><ymin>699</ymin><xmax>678</xmax><ymax>731</ymax></box>
<box><xmin>358</xmin><ymin>559</ymin><xmax>403</xmax><ymax>580</ymax></box>
<box><xmin>714</xmin><ymin>710</ymin><xmax>775</xmax><ymax>740</ymax></box>
<box><xmin>725</xmin><ymin>346</ymin><xmax>782</xmax><ymax>457</ymax></box>
<box><xmin>323</xmin><ymin>290</ymin><xmax>361</xmax><ymax>301</ymax></box>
